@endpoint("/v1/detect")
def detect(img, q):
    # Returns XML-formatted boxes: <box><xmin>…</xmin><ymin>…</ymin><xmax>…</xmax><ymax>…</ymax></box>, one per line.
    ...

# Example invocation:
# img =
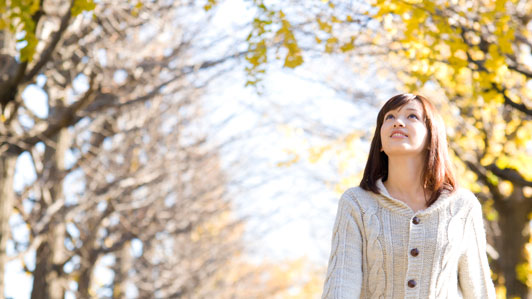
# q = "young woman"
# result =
<box><xmin>321</xmin><ymin>94</ymin><xmax>496</xmax><ymax>298</ymax></box>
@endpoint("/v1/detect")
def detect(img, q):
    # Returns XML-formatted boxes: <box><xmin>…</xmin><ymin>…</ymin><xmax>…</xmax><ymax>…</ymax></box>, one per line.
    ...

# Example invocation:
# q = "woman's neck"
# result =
<box><xmin>383</xmin><ymin>155</ymin><xmax>428</xmax><ymax>211</ymax></box>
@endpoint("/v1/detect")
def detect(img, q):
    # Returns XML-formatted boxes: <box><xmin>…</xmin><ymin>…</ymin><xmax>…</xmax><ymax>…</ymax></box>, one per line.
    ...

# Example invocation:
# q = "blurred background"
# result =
<box><xmin>0</xmin><ymin>0</ymin><xmax>531</xmax><ymax>298</ymax></box>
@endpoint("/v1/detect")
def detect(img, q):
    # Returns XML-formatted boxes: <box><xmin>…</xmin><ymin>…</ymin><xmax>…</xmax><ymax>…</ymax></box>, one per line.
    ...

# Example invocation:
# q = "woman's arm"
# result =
<box><xmin>321</xmin><ymin>190</ymin><xmax>363</xmax><ymax>299</ymax></box>
<box><xmin>458</xmin><ymin>199</ymin><xmax>496</xmax><ymax>299</ymax></box>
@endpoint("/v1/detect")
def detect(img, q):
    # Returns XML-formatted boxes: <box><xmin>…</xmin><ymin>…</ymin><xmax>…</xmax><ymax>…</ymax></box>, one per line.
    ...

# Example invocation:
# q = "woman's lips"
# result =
<box><xmin>390</xmin><ymin>131</ymin><xmax>408</xmax><ymax>138</ymax></box>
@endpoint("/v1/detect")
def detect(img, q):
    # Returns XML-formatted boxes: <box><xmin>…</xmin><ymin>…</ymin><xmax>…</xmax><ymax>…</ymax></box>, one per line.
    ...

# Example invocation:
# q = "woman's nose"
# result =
<box><xmin>393</xmin><ymin>118</ymin><xmax>405</xmax><ymax>127</ymax></box>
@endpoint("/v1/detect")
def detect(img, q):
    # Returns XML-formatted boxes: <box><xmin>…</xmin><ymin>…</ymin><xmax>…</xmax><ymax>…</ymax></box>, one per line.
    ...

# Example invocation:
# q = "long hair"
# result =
<box><xmin>360</xmin><ymin>94</ymin><xmax>456</xmax><ymax>206</ymax></box>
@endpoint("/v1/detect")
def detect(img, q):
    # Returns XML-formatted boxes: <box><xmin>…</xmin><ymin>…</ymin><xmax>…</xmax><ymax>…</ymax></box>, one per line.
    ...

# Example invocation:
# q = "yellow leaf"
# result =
<box><xmin>325</xmin><ymin>37</ymin><xmax>338</xmax><ymax>53</ymax></box>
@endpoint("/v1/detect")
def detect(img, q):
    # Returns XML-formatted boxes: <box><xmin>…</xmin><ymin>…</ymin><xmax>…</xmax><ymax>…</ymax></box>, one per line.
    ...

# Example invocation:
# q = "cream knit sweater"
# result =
<box><xmin>321</xmin><ymin>179</ymin><xmax>496</xmax><ymax>299</ymax></box>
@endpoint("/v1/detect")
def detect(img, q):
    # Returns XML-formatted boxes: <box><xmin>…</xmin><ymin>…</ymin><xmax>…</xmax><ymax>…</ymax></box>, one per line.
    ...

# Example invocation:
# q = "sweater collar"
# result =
<box><xmin>375</xmin><ymin>178</ymin><xmax>454</xmax><ymax>216</ymax></box>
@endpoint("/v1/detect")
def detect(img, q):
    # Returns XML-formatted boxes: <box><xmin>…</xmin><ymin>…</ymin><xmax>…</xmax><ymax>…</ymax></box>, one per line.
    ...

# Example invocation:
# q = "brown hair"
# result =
<box><xmin>360</xmin><ymin>93</ymin><xmax>456</xmax><ymax>206</ymax></box>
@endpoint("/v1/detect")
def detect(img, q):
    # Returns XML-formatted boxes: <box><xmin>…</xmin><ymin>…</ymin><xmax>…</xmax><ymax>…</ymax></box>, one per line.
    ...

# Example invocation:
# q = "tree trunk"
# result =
<box><xmin>494</xmin><ymin>188</ymin><xmax>530</xmax><ymax>298</ymax></box>
<box><xmin>112</xmin><ymin>242</ymin><xmax>131</xmax><ymax>299</ymax></box>
<box><xmin>31</xmin><ymin>127</ymin><xmax>69</xmax><ymax>299</ymax></box>
<box><xmin>77</xmin><ymin>249</ymin><xmax>98</xmax><ymax>297</ymax></box>
<box><xmin>137</xmin><ymin>243</ymin><xmax>156</xmax><ymax>298</ymax></box>
<box><xmin>0</xmin><ymin>155</ymin><xmax>17</xmax><ymax>298</ymax></box>
<box><xmin>31</xmin><ymin>225</ymin><xmax>66</xmax><ymax>299</ymax></box>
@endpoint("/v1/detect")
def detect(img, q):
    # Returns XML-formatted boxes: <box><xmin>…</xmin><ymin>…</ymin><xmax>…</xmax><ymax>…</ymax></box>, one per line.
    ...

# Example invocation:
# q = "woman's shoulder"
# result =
<box><xmin>338</xmin><ymin>186</ymin><xmax>380</xmax><ymax>213</ymax></box>
<box><xmin>340</xmin><ymin>186</ymin><xmax>378</xmax><ymax>201</ymax></box>
<box><xmin>449</xmin><ymin>187</ymin><xmax>483</xmax><ymax>211</ymax></box>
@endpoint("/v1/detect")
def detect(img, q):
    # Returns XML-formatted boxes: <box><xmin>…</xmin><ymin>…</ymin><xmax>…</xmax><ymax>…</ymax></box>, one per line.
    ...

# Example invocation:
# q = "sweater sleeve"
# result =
<box><xmin>458</xmin><ymin>199</ymin><xmax>496</xmax><ymax>299</ymax></box>
<box><xmin>321</xmin><ymin>189</ymin><xmax>363</xmax><ymax>299</ymax></box>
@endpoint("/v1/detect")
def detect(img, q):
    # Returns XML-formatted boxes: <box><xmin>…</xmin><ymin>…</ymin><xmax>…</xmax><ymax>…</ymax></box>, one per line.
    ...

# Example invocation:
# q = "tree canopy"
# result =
<box><xmin>231</xmin><ymin>0</ymin><xmax>531</xmax><ymax>296</ymax></box>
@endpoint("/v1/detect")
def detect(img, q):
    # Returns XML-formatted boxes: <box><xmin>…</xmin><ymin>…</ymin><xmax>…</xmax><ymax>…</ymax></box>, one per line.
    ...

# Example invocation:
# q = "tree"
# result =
<box><xmin>221</xmin><ymin>0</ymin><xmax>532</xmax><ymax>296</ymax></box>
<box><xmin>2</xmin><ymin>0</ymin><xmax>332</xmax><ymax>297</ymax></box>
<box><xmin>0</xmin><ymin>0</ymin><xmax>250</xmax><ymax>297</ymax></box>
<box><xmin>366</xmin><ymin>1</ymin><xmax>532</xmax><ymax>296</ymax></box>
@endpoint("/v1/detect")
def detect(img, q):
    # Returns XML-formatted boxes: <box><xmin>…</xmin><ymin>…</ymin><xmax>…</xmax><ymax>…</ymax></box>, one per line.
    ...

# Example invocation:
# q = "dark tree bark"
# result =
<box><xmin>112</xmin><ymin>242</ymin><xmax>131</xmax><ymax>299</ymax></box>
<box><xmin>31</xmin><ymin>124</ymin><xmax>69</xmax><ymax>299</ymax></box>
<box><xmin>77</xmin><ymin>249</ymin><xmax>98</xmax><ymax>298</ymax></box>
<box><xmin>0</xmin><ymin>155</ymin><xmax>17</xmax><ymax>298</ymax></box>
<box><xmin>493</xmin><ymin>188</ymin><xmax>531</xmax><ymax>299</ymax></box>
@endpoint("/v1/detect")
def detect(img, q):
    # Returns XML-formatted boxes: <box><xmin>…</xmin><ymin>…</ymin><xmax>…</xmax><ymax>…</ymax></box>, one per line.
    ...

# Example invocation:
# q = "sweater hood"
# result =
<box><xmin>374</xmin><ymin>178</ymin><xmax>456</xmax><ymax>217</ymax></box>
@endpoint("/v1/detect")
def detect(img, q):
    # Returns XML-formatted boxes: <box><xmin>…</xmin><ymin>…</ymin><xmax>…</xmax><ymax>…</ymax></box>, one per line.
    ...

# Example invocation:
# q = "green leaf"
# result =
<box><xmin>29</xmin><ymin>0</ymin><xmax>40</xmax><ymax>14</ymax></box>
<box><xmin>19</xmin><ymin>31</ymin><xmax>37</xmax><ymax>61</ymax></box>
<box><xmin>72</xmin><ymin>0</ymin><xmax>96</xmax><ymax>17</ymax></box>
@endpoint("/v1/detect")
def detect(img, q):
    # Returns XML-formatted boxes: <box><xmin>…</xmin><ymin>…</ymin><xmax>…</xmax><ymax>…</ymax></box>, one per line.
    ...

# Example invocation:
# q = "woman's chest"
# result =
<box><xmin>360</xmin><ymin>206</ymin><xmax>470</xmax><ymax>257</ymax></box>
<box><xmin>358</xmin><ymin>207</ymin><xmax>470</xmax><ymax>289</ymax></box>
<box><xmin>355</xmin><ymin>206</ymin><xmax>471</xmax><ymax>298</ymax></box>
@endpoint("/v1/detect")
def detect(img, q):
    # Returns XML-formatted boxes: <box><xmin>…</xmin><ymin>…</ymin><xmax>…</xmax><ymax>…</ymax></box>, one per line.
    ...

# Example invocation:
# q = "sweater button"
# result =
<box><xmin>412</xmin><ymin>216</ymin><xmax>420</xmax><ymax>224</ymax></box>
<box><xmin>410</xmin><ymin>248</ymin><xmax>419</xmax><ymax>257</ymax></box>
<box><xmin>407</xmin><ymin>279</ymin><xmax>417</xmax><ymax>288</ymax></box>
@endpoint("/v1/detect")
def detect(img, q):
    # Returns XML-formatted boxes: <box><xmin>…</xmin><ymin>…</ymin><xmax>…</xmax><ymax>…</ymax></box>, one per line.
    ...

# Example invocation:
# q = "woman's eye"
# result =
<box><xmin>408</xmin><ymin>114</ymin><xmax>419</xmax><ymax>119</ymax></box>
<box><xmin>385</xmin><ymin>114</ymin><xmax>395</xmax><ymax>120</ymax></box>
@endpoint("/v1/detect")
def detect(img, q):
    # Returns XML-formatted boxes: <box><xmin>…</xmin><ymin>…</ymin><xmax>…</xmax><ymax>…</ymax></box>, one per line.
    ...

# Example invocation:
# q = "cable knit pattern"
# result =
<box><xmin>323</xmin><ymin>219</ymin><xmax>341</xmax><ymax>290</ymax></box>
<box><xmin>322</xmin><ymin>190</ymin><xmax>364</xmax><ymax>298</ymax></box>
<box><xmin>365</xmin><ymin>212</ymin><xmax>384</xmax><ymax>298</ymax></box>
<box><xmin>321</xmin><ymin>180</ymin><xmax>496</xmax><ymax>299</ymax></box>
<box><xmin>435</xmin><ymin>202</ymin><xmax>460</xmax><ymax>298</ymax></box>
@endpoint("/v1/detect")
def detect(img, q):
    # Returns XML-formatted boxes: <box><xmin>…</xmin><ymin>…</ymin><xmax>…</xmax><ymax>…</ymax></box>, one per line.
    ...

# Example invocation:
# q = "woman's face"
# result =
<box><xmin>380</xmin><ymin>100</ymin><xmax>428</xmax><ymax>157</ymax></box>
